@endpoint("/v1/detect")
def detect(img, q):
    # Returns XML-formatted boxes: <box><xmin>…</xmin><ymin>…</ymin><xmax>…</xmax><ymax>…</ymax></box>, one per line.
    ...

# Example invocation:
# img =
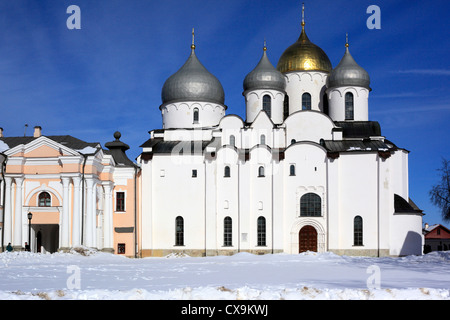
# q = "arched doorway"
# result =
<box><xmin>299</xmin><ymin>225</ymin><xmax>317</xmax><ymax>253</ymax></box>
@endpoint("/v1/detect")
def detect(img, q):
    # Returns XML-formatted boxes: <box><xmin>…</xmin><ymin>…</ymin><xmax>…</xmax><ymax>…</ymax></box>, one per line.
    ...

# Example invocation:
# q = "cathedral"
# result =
<box><xmin>0</xmin><ymin>8</ymin><xmax>424</xmax><ymax>257</ymax></box>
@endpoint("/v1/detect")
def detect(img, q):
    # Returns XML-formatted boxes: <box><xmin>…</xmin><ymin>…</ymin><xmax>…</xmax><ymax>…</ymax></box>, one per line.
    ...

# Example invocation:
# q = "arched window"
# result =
<box><xmin>229</xmin><ymin>135</ymin><xmax>235</xmax><ymax>147</ymax></box>
<box><xmin>291</xmin><ymin>139</ymin><xmax>296</xmax><ymax>144</ymax></box>
<box><xmin>300</xmin><ymin>193</ymin><xmax>321</xmax><ymax>217</ymax></box>
<box><xmin>193</xmin><ymin>108</ymin><xmax>199</xmax><ymax>123</ymax></box>
<box><xmin>224</xmin><ymin>166</ymin><xmax>231</xmax><ymax>178</ymax></box>
<box><xmin>257</xmin><ymin>216</ymin><xmax>266</xmax><ymax>246</ymax></box>
<box><xmin>224</xmin><ymin>217</ymin><xmax>232</xmax><ymax>246</ymax></box>
<box><xmin>354</xmin><ymin>216</ymin><xmax>363</xmax><ymax>246</ymax></box>
<box><xmin>260</xmin><ymin>134</ymin><xmax>266</xmax><ymax>145</ymax></box>
<box><xmin>258</xmin><ymin>166</ymin><xmax>265</xmax><ymax>177</ymax></box>
<box><xmin>175</xmin><ymin>216</ymin><xmax>184</xmax><ymax>246</ymax></box>
<box><xmin>263</xmin><ymin>95</ymin><xmax>271</xmax><ymax>118</ymax></box>
<box><xmin>290</xmin><ymin>164</ymin><xmax>296</xmax><ymax>176</ymax></box>
<box><xmin>302</xmin><ymin>93</ymin><xmax>312</xmax><ymax>110</ymax></box>
<box><xmin>39</xmin><ymin>192</ymin><xmax>51</xmax><ymax>207</ymax></box>
<box><xmin>345</xmin><ymin>92</ymin><xmax>354</xmax><ymax>120</ymax></box>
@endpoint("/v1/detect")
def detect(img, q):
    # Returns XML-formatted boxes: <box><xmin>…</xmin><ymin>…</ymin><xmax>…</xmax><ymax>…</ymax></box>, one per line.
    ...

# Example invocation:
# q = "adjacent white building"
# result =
<box><xmin>137</xmin><ymin>18</ymin><xmax>423</xmax><ymax>257</ymax></box>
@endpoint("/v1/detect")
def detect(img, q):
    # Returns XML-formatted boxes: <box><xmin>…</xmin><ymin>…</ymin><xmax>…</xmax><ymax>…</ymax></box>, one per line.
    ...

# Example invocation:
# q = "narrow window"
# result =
<box><xmin>290</xmin><ymin>164</ymin><xmax>296</xmax><ymax>176</ymax></box>
<box><xmin>117</xmin><ymin>243</ymin><xmax>126</xmax><ymax>254</ymax></box>
<box><xmin>257</xmin><ymin>216</ymin><xmax>266</xmax><ymax>246</ymax></box>
<box><xmin>302</xmin><ymin>93</ymin><xmax>311</xmax><ymax>110</ymax></box>
<box><xmin>192</xmin><ymin>169</ymin><xmax>197</xmax><ymax>178</ymax></box>
<box><xmin>260</xmin><ymin>134</ymin><xmax>266</xmax><ymax>145</ymax></box>
<box><xmin>345</xmin><ymin>92</ymin><xmax>354</xmax><ymax>120</ymax></box>
<box><xmin>263</xmin><ymin>95</ymin><xmax>271</xmax><ymax>118</ymax></box>
<box><xmin>354</xmin><ymin>216</ymin><xmax>363</xmax><ymax>246</ymax></box>
<box><xmin>283</xmin><ymin>95</ymin><xmax>289</xmax><ymax>120</ymax></box>
<box><xmin>258</xmin><ymin>166</ymin><xmax>265</xmax><ymax>177</ymax></box>
<box><xmin>224</xmin><ymin>166</ymin><xmax>231</xmax><ymax>178</ymax></box>
<box><xmin>230</xmin><ymin>135</ymin><xmax>235</xmax><ymax>147</ymax></box>
<box><xmin>116</xmin><ymin>192</ymin><xmax>125</xmax><ymax>211</ymax></box>
<box><xmin>300</xmin><ymin>193</ymin><xmax>321</xmax><ymax>217</ymax></box>
<box><xmin>193</xmin><ymin>108</ymin><xmax>199</xmax><ymax>123</ymax></box>
<box><xmin>175</xmin><ymin>216</ymin><xmax>184</xmax><ymax>246</ymax></box>
<box><xmin>323</xmin><ymin>93</ymin><xmax>329</xmax><ymax>115</ymax></box>
<box><xmin>224</xmin><ymin>217</ymin><xmax>232</xmax><ymax>246</ymax></box>
<box><xmin>38</xmin><ymin>192</ymin><xmax>51</xmax><ymax>207</ymax></box>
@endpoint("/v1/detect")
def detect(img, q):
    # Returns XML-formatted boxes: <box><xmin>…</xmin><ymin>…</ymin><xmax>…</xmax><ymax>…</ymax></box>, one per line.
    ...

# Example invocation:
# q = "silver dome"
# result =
<box><xmin>327</xmin><ymin>45</ymin><xmax>371</xmax><ymax>90</ymax></box>
<box><xmin>243</xmin><ymin>47</ymin><xmax>286</xmax><ymax>93</ymax></box>
<box><xmin>161</xmin><ymin>48</ymin><xmax>225</xmax><ymax>105</ymax></box>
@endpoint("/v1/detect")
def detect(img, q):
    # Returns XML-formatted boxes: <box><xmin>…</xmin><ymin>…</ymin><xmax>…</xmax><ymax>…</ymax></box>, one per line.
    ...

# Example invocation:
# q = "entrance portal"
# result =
<box><xmin>32</xmin><ymin>225</ymin><xmax>59</xmax><ymax>253</ymax></box>
<box><xmin>299</xmin><ymin>225</ymin><xmax>317</xmax><ymax>253</ymax></box>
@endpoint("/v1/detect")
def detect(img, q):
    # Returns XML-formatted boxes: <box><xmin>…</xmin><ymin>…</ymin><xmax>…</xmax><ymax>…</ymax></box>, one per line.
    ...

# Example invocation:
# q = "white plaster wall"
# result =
<box><xmin>284</xmin><ymin>72</ymin><xmax>328</xmax><ymax>114</ymax></box>
<box><xmin>284</xmin><ymin>111</ymin><xmax>334</xmax><ymax>144</ymax></box>
<box><xmin>283</xmin><ymin>143</ymin><xmax>328</xmax><ymax>253</ymax></box>
<box><xmin>327</xmin><ymin>86</ymin><xmax>369</xmax><ymax>121</ymax></box>
<box><xmin>245</xmin><ymin>89</ymin><xmax>285</xmax><ymax>125</ymax></box>
<box><xmin>150</xmin><ymin>154</ymin><xmax>206</xmax><ymax>250</ymax></box>
<box><xmin>161</xmin><ymin>101</ymin><xmax>226</xmax><ymax>129</ymax></box>
<box><xmin>390</xmin><ymin>213</ymin><xmax>423</xmax><ymax>256</ymax></box>
<box><xmin>216</xmin><ymin>147</ymin><xmax>240</xmax><ymax>250</ymax></box>
<box><xmin>335</xmin><ymin>153</ymin><xmax>379</xmax><ymax>251</ymax></box>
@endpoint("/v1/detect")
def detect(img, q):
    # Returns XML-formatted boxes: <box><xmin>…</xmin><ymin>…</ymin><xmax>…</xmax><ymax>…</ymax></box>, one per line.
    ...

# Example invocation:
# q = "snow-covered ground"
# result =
<box><xmin>0</xmin><ymin>248</ymin><xmax>449</xmax><ymax>300</ymax></box>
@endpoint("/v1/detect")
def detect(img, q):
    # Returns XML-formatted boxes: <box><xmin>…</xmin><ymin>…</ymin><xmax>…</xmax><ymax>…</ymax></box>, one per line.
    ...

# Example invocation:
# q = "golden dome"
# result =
<box><xmin>276</xmin><ymin>25</ymin><xmax>332</xmax><ymax>74</ymax></box>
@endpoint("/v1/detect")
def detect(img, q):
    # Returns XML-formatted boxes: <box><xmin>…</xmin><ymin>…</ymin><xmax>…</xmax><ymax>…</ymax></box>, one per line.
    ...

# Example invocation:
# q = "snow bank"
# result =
<box><xmin>0</xmin><ymin>250</ymin><xmax>449</xmax><ymax>300</ymax></box>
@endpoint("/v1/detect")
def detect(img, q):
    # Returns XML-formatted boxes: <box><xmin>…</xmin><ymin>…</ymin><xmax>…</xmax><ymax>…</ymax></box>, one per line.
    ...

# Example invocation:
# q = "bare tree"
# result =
<box><xmin>430</xmin><ymin>158</ymin><xmax>450</xmax><ymax>222</ymax></box>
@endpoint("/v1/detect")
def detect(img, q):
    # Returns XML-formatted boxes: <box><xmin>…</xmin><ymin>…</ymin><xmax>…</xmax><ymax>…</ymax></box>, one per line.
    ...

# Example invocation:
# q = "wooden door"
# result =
<box><xmin>299</xmin><ymin>225</ymin><xmax>317</xmax><ymax>253</ymax></box>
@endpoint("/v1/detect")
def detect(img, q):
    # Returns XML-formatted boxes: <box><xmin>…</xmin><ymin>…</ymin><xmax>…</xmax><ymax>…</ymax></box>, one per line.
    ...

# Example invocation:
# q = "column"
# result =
<box><xmin>3</xmin><ymin>177</ymin><xmax>12</xmax><ymax>249</ymax></box>
<box><xmin>61</xmin><ymin>177</ymin><xmax>71</xmax><ymax>249</ymax></box>
<box><xmin>91</xmin><ymin>180</ymin><xmax>98</xmax><ymax>248</ymax></box>
<box><xmin>103</xmin><ymin>182</ymin><xmax>113</xmax><ymax>251</ymax></box>
<box><xmin>85</xmin><ymin>177</ymin><xmax>94</xmax><ymax>247</ymax></box>
<box><xmin>13</xmin><ymin>177</ymin><xmax>23</xmax><ymax>249</ymax></box>
<box><xmin>72</xmin><ymin>176</ymin><xmax>81</xmax><ymax>247</ymax></box>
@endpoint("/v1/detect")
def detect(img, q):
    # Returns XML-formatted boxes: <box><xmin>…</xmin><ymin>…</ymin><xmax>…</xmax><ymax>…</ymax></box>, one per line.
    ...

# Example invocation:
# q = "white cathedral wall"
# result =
<box><xmin>330</xmin><ymin>153</ymin><xmax>381</xmax><ymax>255</ymax></box>
<box><xmin>389</xmin><ymin>150</ymin><xmax>409</xmax><ymax>200</ymax></box>
<box><xmin>245</xmin><ymin>147</ymin><xmax>274</xmax><ymax>252</ymax></box>
<box><xmin>284</xmin><ymin>71</ymin><xmax>328</xmax><ymax>114</ymax></box>
<box><xmin>216</xmin><ymin>147</ymin><xmax>240</xmax><ymax>252</ymax></box>
<box><xmin>283</xmin><ymin>143</ymin><xmax>328</xmax><ymax>254</ymax></box>
<box><xmin>284</xmin><ymin>111</ymin><xmax>334</xmax><ymax>144</ymax></box>
<box><xmin>163</xmin><ymin>128</ymin><xmax>213</xmax><ymax>142</ymax></box>
<box><xmin>326</xmin><ymin>86</ymin><xmax>369</xmax><ymax>121</ymax></box>
<box><xmin>161</xmin><ymin>101</ymin><xmax>225</xmax><ymax>129</ymax></box>
<box><xmin>148</xmin><ymin>154</ymin><xmax>206</xmax><ymax>253</ymax></box>
<box><xmin>390</xmin><ymin>213</ymin><xmax>423</xmax><ymax>256</ymax></box>
<box><xmin>245</xmin><ymin>89</ymin><xmax>285</xmax><ymax>124</ymax></box>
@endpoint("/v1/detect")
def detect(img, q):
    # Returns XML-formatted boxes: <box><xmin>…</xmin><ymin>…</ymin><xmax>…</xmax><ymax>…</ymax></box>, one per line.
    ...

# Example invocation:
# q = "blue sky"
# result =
<box><xmin>0</xmin><ymin>0</ymin><xmax>449</xmax><ymax>227</ymax></box>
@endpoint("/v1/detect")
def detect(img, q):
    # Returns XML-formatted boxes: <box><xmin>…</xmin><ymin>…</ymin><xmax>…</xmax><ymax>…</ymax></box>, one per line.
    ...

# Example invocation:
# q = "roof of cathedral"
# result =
<box><xmin>276</xmin><ymin>16</ymin><xmax>332</xmax><ymax>73</ymax></box>
<box><xmin>334</xmin><ymin>121</ymin><xmax>381</xmax><ymax>138</ymax></box>
<box><xmin>322</xmin><ymin>139</ymin><xmax>390</xmax><ymax>153</ymax></box>
<box><xmin>243</xmin><ymin>44</ymin><xmax>286</xmax><ymax>93</ymax></box>
<box><xmin>161</xmin><ymin>31</ymin><xmax>225</xmax><ymax>106</ymax></box>
<box><xmin>327</xmin><ymin>42</ymin><xmax>371</xmax><ymax>90</ymax></box>
<box><xmin>140</xmin><ymin>138</ymin><xmax>212</xmax><ymax>155</ymax></box>
<box><xmin>394</xmin><ymin>194</ymin><xmax>424</xmax><ymax>215</ymax></box>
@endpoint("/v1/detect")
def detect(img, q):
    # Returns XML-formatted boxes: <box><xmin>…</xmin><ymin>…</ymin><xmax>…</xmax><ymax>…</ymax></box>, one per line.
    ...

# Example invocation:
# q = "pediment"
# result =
<box><xmin>251</xmin><ymin>110</ymin><xmax>274</xmax><ymax>129</ymax></box>
<box><xmin>6</xmin><ymin>136</ymin><xmax>81</xmax><ymax>158</ymax></box>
